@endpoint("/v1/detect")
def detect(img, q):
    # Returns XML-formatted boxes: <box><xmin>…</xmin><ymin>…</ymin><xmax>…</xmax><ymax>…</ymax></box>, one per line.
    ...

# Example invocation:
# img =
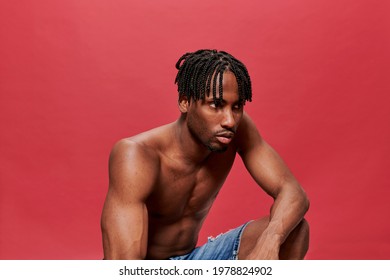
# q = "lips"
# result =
<box><xmin>215</xmin><ymin>132</ymin><xmax>234</xmax><ymax>144</ymax></box>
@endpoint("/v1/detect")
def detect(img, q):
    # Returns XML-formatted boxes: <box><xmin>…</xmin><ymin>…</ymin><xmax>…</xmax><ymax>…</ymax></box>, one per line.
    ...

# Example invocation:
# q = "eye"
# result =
<box><xmin>233</xmin><ymin>103</ymin><xmax>243</xmax><ymax>110</ymax></box>
<box><xmin>210</xmin><ymin>101</ymin><xmax>223</xmax><ymax>109</ymax></box>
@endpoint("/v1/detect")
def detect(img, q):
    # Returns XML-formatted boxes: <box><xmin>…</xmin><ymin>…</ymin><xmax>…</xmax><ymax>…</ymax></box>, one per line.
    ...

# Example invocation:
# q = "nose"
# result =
<box><xmin>221</xmin><ymin>108</ymin><xmax>235</xmax><ymax>129</ymax></box>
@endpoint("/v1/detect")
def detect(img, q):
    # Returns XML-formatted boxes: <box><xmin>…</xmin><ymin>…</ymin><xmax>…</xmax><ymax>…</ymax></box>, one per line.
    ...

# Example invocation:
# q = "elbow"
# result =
<box><xmin>301</xmin><ymin>189</ymin><xmax>310</xmax><ymax>214</ymax></box>
<box><xmin>289</xmin><ymin>183</ymin><xmax>310</xmax><ymax>214</ymax></box>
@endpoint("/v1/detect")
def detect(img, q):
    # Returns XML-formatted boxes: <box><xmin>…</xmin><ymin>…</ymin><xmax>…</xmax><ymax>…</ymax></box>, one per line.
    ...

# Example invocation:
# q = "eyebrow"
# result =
<box><xmin>205</xmin><ymin>97</ymin><xmax>243</xmax><ymax>106</ymax></box>
<box><xmin>203</xmin><ymin>92</ymin><xmax>243</xmax><ymax>104</ymax></box>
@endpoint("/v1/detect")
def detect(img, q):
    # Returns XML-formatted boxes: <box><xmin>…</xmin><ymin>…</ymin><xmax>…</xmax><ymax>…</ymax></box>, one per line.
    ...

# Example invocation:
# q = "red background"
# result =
<box><xmin>1</xmin><ymin>0</ymin><xmax>389</xmax><ymax>259</ymax></box>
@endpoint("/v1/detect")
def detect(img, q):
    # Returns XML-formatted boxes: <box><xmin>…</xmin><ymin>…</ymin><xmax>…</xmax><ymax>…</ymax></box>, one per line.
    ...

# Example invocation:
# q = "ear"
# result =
<box><xmin>178</xmin><ymin>94</ymin><xmax>190</xmax><ymax>113</ymax></box>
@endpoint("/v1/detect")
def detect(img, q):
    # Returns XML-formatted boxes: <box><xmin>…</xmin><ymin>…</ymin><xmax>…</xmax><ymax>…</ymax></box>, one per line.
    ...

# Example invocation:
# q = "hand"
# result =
<box><xmin>246</xmin><ymin>244</ymin><xmax>279</xmax><ymax>260</ymax></box>
<box><xmin>245</xmin><ymin>231</ymin><xmax>282</xmax><ymax>260</ymax></box>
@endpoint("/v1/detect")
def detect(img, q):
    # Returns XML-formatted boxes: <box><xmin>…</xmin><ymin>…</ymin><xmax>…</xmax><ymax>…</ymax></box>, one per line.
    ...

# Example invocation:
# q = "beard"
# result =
<box><xmin>187</xmin><ymin>116</ymin><xmax>229</xmax><ymax>153</ymax></box>
<box><xmin>205</xmin><ymin>140</ymin><xmax>228</xmax><ymax>153</ymax></box>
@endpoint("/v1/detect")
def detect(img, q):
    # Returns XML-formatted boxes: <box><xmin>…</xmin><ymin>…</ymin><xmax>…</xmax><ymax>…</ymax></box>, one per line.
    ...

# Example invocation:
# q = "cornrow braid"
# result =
<box><xmin>174</xmin><ymin>49</ymin><xmax>252</xmax><ymax>104</ymax></box>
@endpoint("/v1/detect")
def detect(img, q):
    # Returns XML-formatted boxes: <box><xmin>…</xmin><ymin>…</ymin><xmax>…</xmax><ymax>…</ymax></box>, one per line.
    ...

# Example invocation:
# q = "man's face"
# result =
<box><xmin>183</xmin><ymin>71</ymin><xmax>244</xmax><ymax>152</ymax></box>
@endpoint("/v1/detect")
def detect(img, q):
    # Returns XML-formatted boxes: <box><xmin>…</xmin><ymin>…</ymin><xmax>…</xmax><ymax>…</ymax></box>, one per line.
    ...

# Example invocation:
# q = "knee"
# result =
<box><xmin>300</xmin><ymin>218</ymin><xmax>309</xmax><ymax>231</ymax></box>
<box><xmin>279</xmin><ymin>219</ymin><xmax>310</xmax><ymax>259</ymax></box>
<box><xmin>296</xmin><ymin>218</ymin><xmax>310</xmax><ymax>240</ymax></box>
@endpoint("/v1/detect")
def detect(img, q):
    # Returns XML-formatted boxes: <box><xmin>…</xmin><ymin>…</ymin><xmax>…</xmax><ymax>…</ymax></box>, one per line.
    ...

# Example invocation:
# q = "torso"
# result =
<box><xmin>128</xmin><ymin>123</ymin><xmax>238</xmax><ymax>259</ymax></box>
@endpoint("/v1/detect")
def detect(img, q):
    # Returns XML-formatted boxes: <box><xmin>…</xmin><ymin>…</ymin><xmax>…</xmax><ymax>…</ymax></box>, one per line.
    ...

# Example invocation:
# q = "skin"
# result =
<box><xmin>101</xmin><ymin>71</ymin><xmax>310</xmax><ymax>260</ymax></box>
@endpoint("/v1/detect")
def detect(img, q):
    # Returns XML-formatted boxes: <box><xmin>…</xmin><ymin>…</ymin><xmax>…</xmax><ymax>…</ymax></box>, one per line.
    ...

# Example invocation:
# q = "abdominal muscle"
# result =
<box><xmin>145</xmin><ymin>211</ymin><xmax>209</xmax><ymax>259</ymax></box>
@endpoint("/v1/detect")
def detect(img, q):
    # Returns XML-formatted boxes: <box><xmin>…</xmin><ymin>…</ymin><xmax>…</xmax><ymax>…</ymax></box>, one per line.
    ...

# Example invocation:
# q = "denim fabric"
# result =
<box><xmin>169</xmin><ymin>221</ymin><xmax>251</xmax><ymax>260</ymax></box>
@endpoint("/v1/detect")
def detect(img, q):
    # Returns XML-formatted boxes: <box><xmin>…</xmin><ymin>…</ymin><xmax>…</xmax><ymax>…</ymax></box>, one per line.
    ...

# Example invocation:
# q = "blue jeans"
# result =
<box><xmin>169</xmin><ymin>221</ymin><xmax>251</xmax><ymax>260</ymax></box>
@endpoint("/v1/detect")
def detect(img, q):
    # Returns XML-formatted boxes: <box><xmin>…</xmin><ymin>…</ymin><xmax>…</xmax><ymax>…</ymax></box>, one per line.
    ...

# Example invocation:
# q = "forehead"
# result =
<box><xmin>204</xmin><ymin>71</ymin><xmax>239</xmax><ymax>100</ymax></box>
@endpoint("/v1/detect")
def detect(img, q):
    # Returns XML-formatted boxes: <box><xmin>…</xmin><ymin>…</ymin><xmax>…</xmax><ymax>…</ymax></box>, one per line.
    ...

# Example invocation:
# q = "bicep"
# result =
<box><xmin>101</xmin><ymin>140</ymin><xmax>157</xmax><ymax>259</ymax></box>
<box><xmin>101</xmin><ymin>188</ymin><xmax>148</xmax><ymax>259</ymax></box>
<box><xmin>237</xmin><ymin>114</ymin><xmax>298</xmax><ymax>198</ymax></box>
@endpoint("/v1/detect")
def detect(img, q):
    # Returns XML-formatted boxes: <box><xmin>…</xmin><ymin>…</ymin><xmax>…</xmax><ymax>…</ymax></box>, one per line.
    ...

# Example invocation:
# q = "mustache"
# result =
<box><xmin>215</xmin><ymin>129</ymin><xmax>236</xmax><ymax>137</ymax></box>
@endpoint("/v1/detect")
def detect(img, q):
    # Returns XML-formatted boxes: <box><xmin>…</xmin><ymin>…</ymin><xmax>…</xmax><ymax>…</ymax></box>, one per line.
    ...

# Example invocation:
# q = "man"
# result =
<box><xmin>101</xmin><ymin>49</ymin><xmax>309</xmax><ymax>260</ymax></box>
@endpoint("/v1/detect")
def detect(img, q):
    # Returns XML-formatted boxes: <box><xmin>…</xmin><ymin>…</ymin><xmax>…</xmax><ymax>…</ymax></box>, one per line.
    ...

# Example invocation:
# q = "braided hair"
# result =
<box><xmin>174</xmin><ymin>49</ymin><xmax>252</xmax><ymax>104</ymax></box>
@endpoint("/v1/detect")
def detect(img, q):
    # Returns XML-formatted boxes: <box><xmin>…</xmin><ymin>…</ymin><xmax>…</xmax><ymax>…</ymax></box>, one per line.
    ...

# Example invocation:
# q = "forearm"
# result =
<box><xmin>248</xmin><ymin>184</ymin><xmax>309</xmax><ymax>259</ymax></box>
<box><xmin>267</xmin><ymin>184</ymin><xmax>309</xmax><ymax>243</ymax></box>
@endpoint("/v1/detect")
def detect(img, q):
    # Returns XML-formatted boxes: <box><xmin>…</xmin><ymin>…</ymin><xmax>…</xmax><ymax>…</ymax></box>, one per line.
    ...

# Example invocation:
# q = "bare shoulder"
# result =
<box><xmin>110</xmin><ymin>138</ymin><xmax>160</xmax><ymax>168</ymax></box>
<box><xmin>108</xmin><ymin>137</ymin><xmax>161</xmax><ymax>200</ymax></box>
<box><xmin>238</xmin><ymin>112</ymin><xmax>258</xmax><ymax>131</ymax></box>
<box><xmin>235</xmin><ymin>112</ymin><xmax>265</xmax><ymax>154</ymax></box>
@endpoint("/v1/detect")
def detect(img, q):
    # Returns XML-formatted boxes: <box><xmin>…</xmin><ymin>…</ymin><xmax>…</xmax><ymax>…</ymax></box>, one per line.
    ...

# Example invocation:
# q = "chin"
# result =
<box><xmin>207</xmin><ymin>145</ymin><xmax>228</xmax><ymax>153</ymax></box>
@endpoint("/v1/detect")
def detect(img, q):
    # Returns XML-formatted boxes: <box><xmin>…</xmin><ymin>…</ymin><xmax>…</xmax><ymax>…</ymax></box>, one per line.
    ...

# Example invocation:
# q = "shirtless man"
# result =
<box><xmin>101</xmin><ymin>49</ymin><xmax>310</xmax><ymax>260</ymax></box>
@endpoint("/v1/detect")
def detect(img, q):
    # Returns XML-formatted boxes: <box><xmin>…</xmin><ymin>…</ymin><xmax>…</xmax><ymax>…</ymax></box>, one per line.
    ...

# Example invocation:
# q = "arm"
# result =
<box><xmin>236</xmin><ymin>113</ymin><xmax>309</xmax><ymax>259</ymax></box>
<box><xmin>101</xmin><ymin>139</ymin><xmax>158</xmax><ymax>259</ymax></box>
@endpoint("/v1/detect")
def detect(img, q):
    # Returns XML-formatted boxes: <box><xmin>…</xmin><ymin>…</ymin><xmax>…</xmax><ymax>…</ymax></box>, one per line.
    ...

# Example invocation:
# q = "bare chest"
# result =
<box><xmin>146</xmin><ymin>152</ymin><xmax>236</xmax><ymax>222</ymax></box>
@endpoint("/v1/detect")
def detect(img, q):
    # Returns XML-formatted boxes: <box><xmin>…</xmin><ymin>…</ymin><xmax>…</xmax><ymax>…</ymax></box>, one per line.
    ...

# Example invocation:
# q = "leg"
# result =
<box><xmin>279</xmin><ymin>219</ymin><xmax>309</xmax><ymax>259</ymax></box>
<box><xmin>238</xmin><ymin>217</ymin><xmax>309</xmax><ymax>260</ymax></box>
